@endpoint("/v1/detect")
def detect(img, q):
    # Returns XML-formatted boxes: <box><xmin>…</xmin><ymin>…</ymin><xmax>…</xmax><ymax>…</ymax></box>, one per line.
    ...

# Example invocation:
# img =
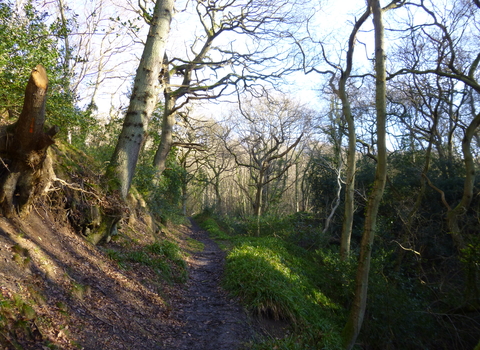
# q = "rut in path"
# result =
<box><xmin>162</xmin><ymin>219</ymin><xmax>256</xmax><ymax>350</ymax></box>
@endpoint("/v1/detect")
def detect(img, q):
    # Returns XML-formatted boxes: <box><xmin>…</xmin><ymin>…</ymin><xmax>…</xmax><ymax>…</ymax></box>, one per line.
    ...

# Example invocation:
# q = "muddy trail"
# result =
<box><xmin>161</xmin><ymin>219</ymin><xmax>256</xmax><ymax>349</ymax></box>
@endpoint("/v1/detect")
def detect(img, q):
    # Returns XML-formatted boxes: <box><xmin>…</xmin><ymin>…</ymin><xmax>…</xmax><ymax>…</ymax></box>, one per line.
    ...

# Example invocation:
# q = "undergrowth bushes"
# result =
<box><xmin>195</xmin><ymin>212</ymin><xmax>443</xmax><ymax>350</ymax></box>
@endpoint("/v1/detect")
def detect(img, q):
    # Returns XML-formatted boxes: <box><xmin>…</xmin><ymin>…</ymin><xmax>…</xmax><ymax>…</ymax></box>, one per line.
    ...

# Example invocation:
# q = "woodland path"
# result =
<box><xmin>0</xmin><ymin>213</ymin><xmax>259</xmax><ymax>350</ymax></box>
<box><xmin>160</xmin><ymin>218</ymin><xmax>256</xmax><ymax>349</ymax></box>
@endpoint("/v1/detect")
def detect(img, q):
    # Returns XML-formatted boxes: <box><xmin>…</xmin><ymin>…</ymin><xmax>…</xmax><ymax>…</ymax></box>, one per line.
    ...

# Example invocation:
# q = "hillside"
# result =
<box><xmin>0</xmin><ymin>143</ymin><xmax>255</xmax><ymax>350</ymax></box>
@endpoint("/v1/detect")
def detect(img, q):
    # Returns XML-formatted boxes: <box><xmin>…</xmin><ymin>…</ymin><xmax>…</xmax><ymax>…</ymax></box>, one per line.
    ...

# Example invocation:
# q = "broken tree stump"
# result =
<box><xmin>0</xmin><ymin>64</ymin><xmax>58</xmax><ymax>217</ymax></box>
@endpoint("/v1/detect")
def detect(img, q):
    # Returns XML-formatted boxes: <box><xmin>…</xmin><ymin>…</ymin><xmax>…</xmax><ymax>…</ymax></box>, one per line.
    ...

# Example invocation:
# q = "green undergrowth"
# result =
<box><xmin>104</xmin><ymin>240</ymin><xmax>187</xmax><ymax>283</ymax></box>
<box><xmin>195</xmin><ymin>212</ymin><xmax>439</xmax><ymax>350</ymax></box>
<box><xmin>195</xmin><ymin>213</ymin><xmax>344</xmax><ymax>349</ymax></box>
<box><xmin>0</xmin><ymin>290</ymin><xmax>65</xmax><ymax>349</ymax></box>
<box><xmin>225</xmin><ymin>237</ymin><xmax>344</xmax><ymax>349</ymax></box>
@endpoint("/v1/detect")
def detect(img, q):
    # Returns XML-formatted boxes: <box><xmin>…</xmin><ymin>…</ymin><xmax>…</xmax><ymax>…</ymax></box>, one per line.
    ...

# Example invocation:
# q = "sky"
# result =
<box><xmin>34</xmin><ymin>0</ymin><xmax>391</xmax><ymax>122</ymax></box>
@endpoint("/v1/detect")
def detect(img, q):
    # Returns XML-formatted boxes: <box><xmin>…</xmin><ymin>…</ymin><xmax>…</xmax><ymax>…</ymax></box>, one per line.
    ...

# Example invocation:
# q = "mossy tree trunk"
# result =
<box><xmin>0</xmin><ymin>64</ymin><xmax>58</xmax><ymax>217</ymax></box>
<box><xmin>342</xmin><ymin>0</ymin><xmax>388</xmax><ymax>348</ymax></box>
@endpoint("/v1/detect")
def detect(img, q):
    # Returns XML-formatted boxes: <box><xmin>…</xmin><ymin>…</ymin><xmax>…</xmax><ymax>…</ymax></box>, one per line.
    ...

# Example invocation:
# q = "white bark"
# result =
<box><xmin>108</xmin><ymin>0</ymin><xmax>174</xmax><ymax>198</ymax></box>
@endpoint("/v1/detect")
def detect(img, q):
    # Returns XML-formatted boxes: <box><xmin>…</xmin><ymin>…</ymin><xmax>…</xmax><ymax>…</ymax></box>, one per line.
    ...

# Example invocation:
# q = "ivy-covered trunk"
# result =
<box><xmin>0</xmin><ymin>65</ymin><xmax>58</xmax><ymax>217</ymax></box>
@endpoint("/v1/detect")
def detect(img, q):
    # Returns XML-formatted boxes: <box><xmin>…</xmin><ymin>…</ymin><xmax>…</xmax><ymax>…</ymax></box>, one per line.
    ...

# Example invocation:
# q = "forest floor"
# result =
<box><xmin>0</xmin><ymin>209</ymin><xmax>264</xmax><ymax>350</ymax></box>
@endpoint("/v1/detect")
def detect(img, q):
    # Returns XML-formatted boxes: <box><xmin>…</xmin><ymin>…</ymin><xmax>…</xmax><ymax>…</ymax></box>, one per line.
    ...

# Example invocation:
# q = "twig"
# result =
<box><xmin>0</xmin><ymin>157</ymin><xmax>10</xmax><ymax>172</ymax></box>
<box><xmin>391</xmin><ymin>240</ymin><xmax>421</xmax><ymax>256</ymax></box>
<box><xmin>422</xmin><ymin>173</ymin><xmax>451</xmax><ymax>211</ymax></box>
<box><xmin>51</xmin><ymin>177</ymin><xmax>104</xmax><ymax>204</ymax></box>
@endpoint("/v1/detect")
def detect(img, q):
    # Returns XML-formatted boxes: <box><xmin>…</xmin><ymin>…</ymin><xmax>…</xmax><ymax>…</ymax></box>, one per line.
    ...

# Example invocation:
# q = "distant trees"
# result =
<box><xmin>222</xmin><ymin>97</ymin><xmax>311</xmax><ymax>222</ymax></box>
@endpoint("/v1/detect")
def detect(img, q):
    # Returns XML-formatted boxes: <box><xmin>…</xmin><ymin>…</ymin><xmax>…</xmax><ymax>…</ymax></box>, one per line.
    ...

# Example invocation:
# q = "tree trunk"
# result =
<box><xmin>0</xmin><ymin>65</ymin><xmax>58</xmax><ymax>217</ymax></box>
<box><xmin>446</xmin><ymin>111</ymin><xmax>480</xmax><ymax>250</ymax></box>
<box><xmin>153</xmin><ymin>90</ymin><xmax>176</xmax><ymax>176</ymax></box>
<box><xmin>214</xmin><ymin>180</ymin><xmax>222</xmax><ymax>213</ymax></box>
<box><xmin>254</xmin><ymin>176</ymin><xmax>263</xmax><ymax>236</ymax></box>
<box><xmin>334</xmin><ymin>6</ymin><xmax>371</xmax><ymax>260</ymax></box>
<box><xmin>342</xmin><ymin>1</ymin><xmax>387</xmax><ymax>348</ymax></box>
<box><xmin>107</xmin><ymin>0</ymin><xmax>174</xmax><ymax>199</ymax></box>
<box><xmin>340</xmin><ymin>93</ymin><xmax>356</xmax><ymax>260</ymax></box>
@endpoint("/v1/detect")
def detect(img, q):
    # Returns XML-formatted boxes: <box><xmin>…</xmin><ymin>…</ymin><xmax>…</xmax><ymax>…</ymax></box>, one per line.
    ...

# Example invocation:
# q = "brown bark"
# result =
<box><xmin>342</xmin><ymin>0</ymin><xmax>389</xmax><ymax>348</ymax></box>
<box><xmin>0</xmin><ymin>65</ymin><xmax>58</xmax><ymax>217</ymax></box>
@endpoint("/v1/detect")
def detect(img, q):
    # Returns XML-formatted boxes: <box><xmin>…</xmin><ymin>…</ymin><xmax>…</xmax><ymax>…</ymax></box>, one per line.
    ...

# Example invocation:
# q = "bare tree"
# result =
<box><xmin>197</xmin><ymin>121</ymin><xmax>234</xmax><ymax>214</ymax></box>
<box><xmin>152</xmin><ymin>0</ymin><xmax>304</xmax><ymax>176</ymax></box>
<box><xmin>390</xmin><ymin>0</ymin><xmax>480</xmax><ymax>250</ymax></box>
<box><xmin>47</xmin><ymin>0</ymin><xmax>144</xmax><ymax>116</ymax></box>
<box><xmin>296</xmin><ymin>2</ymin><xmax>372</xmax><ymax>259</ymax></box>
<box><xmin>222</xmin><ymin>96</ymin><xmax>310</xmax><ymax>234</ymax></box>
<box><xmin>387</xmin><ymin>71</ymin><xmax>469</xmax><ymax>268</ymax></box>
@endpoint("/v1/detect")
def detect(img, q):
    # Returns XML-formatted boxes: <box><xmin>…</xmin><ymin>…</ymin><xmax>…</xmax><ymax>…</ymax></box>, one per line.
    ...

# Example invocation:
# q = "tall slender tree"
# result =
<box><xmin>335</xmin><ymin>7</ymin><xmax>371</xmax><ymax>260</ymax></box>
<box><xmin>342</xmin><ymin>1</ymin><xmax>404</xmax><ymax>348</ymax></box>
<box><xmin>299</xmin><ymin>3</ymin><xmax>371</xmax><ymax>259</ymax></box>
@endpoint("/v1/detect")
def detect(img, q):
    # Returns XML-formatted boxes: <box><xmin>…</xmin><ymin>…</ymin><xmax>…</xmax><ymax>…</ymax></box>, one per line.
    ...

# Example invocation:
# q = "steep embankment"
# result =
<box><xmin>0</xmin><ymin>209</ymin><xmax>256</xmax><ymax>349</ymax></box>
<box><xmin>0</xmin><ymin>144</ymin><xmax>255</xmax><ymax>349</ymax></box>
<box><xmin>0</xmin><ymin>207</ymin><xmax>171</xmax><ymax>349</ymax></box>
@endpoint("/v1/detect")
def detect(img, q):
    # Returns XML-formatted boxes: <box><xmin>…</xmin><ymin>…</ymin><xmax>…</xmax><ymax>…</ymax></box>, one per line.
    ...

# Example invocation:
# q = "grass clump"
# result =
<box><xmin>104</xmin><ymin>239</ymin><xmax>187</xmax><ymax>283</ymax></box>
<box><xmin>196</xmin><ymin>213</ymin><xmax>343</xmax><ymax>349</ymax></box>
<box><xmin>224</xmin><ymin>238</ymin><xmax>301</xmax><ymax>321</ymax></box>
<box><xmin>197</xmin><ymin>217</ymin><xmax>231</xmax><ymax>240</ymax></box>
<box><xmin>225</xmin><ymin>237</ymin><xmax>340</xmax><ymax>319</ymax></box>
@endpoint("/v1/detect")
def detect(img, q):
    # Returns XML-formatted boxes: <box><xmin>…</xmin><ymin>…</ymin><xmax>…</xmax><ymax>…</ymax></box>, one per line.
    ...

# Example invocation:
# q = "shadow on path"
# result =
<box><xmin>162</xmin><ymin>218</ymin><xmax>256</xmax><ymax>350</ymax></box>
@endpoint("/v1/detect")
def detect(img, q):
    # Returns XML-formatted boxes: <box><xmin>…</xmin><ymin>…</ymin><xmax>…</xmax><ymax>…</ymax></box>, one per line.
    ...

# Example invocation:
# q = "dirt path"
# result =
<box><xmin>161</xmin><ymin>219</ymin><xmax>256</xmax><ymax>349</ymax></box>
<box><xmin>0</xmin><ymin>213</ymin><xmax>258</xmax><ymax>350</ymax></box>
